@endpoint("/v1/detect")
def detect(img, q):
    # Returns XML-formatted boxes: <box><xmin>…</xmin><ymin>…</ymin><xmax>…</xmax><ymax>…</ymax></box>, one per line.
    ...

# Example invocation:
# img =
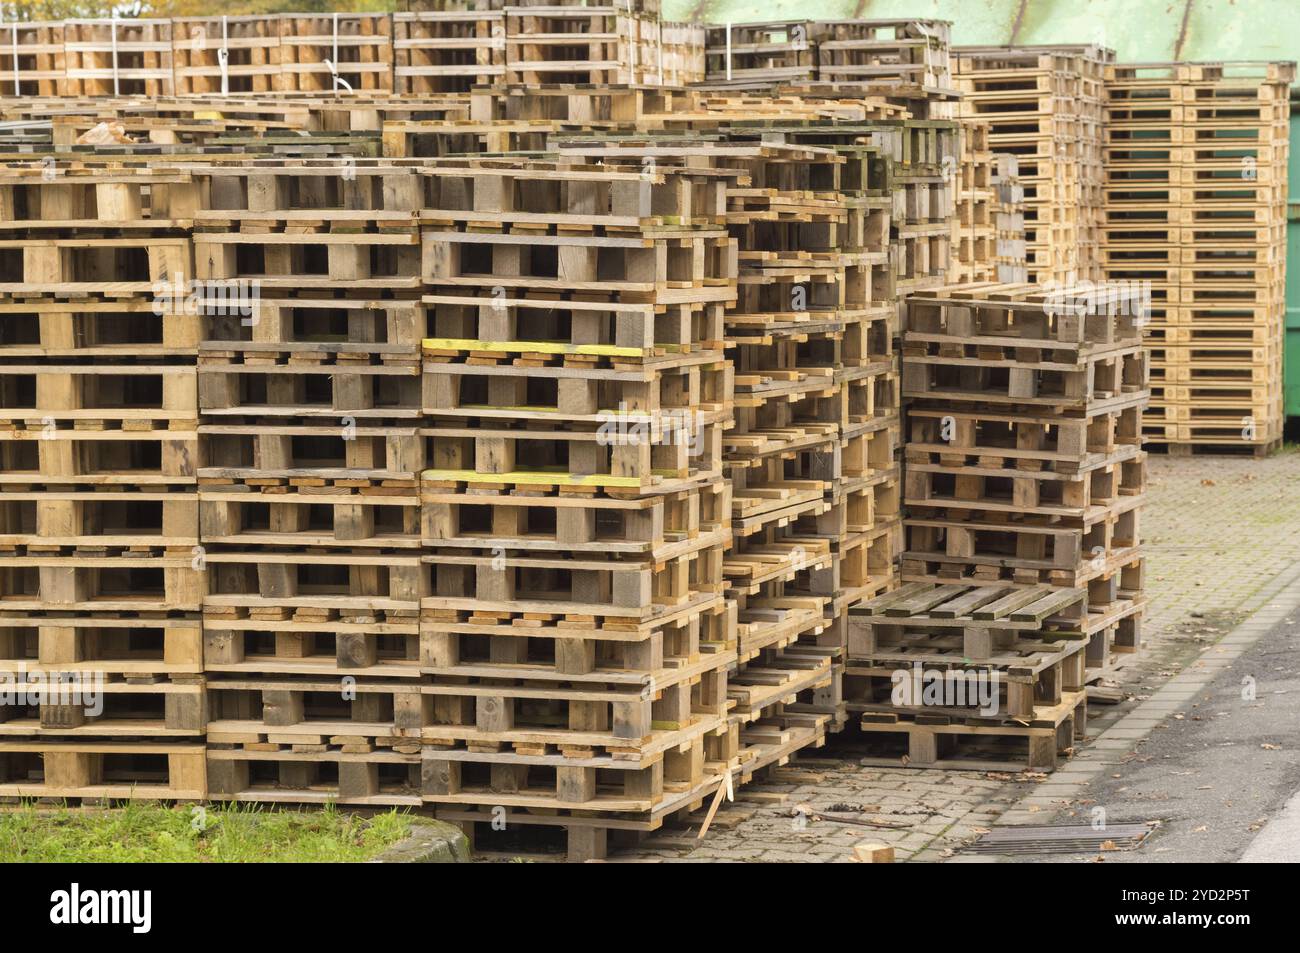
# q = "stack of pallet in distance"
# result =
<box><xmin>0</xmin><ymin>21</ymin><xmax>66</xmax><ymax>97</ymax></box>
<box><xmin>194</xmin><ymin>161</ymin><xmax>426</xmax><ymax>806</ymax></box>
<box><xmin>392</xmin><ymin>9</ymin><xmax>506</xmax><ymax>95</ymax></box>
<box><xmin>847</xmin><ymin>584</ymin><xmax>1090</xmax><ymax>770</ymax></box>
<box><xmin>702</xmin><ymin>18</ymin><xmax>955</xmax><ymax>113</ymax></box>
<box><xmin>956</xmin><ymin>45</ymin><xmax>1111</xmax><ymax>283</ymax></box>
<box><xmin>900</xmin><ymin>283</ymin><xmax>1148</xmax><ymax>686</ymax></box>
<box><xmin>0</xmin><ymin>160</ymin><xmax>206</xmax><ymax>800</ymax></box>
<box><xmin>888</xmin><ymin>120</ymin><xmax>959</xmax><ymax>299</ymax></box>
<box><xmin>950</xmin><ymin>120</ymin><xmax>995</xmax><ymax>282</ymax></box>
<box><xmin>62</xmin><ymin>18</ymin><xmax>176</xmax><ymax>97</ymax></box>
<box><xmin>1103</xmin><ymin>61</ymin><xmax>1292</xmax><ymax>453</ymax></box>
<box><xmin>992</xmin><ymin>155</ymin><xmax>1028</xmax><ymax>282</ymax></box>
<box><xmin>275</xmin><ymin>13</ymin><xmax>394</xmax><ymax>93</ymax></box>
<box><xmin>501</xmin><ymin>3</ymin><xmax>701</xmax><ymax>86</ymax></box>
<box><xmin>172</xmin><ymin>16</ymin><xmax>282</xmax><ymax>95</ymax></box>
<box><xmin>417</xmin><ymin>156</ymin><xmax>738</xmax><ymax>861</ymax></box>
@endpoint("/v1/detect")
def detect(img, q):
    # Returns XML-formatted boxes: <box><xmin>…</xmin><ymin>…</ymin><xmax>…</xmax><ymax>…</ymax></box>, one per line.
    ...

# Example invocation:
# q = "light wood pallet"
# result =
<box><xmin>275</xmin><ymin>14</ymin><xmax>393</xmax><ymax>94</ymax></box>
<box><xmin>62</xmin><ymin>18</ymin><xmax>174</xmax><ymax>97</ymax></box>
<box><xmin>0</xmin><ymin>21</ymin><xmax>66</xmax><ymax>97</ymax></box>
<box><xmin>0</xmin><ymin>741</ymin><xmax>206</xmax><ymax>801</ymax></box>
<box><xmin>1103</xmin><ymin>60</ymin><xmax>1289</xmax><ymax>452</ymax></box>
<box><xmin>502</xmin><ymin>6</ymin><xmax>649</xmax><ymax>86</ymax></box>
<box><xmin>172</xmin><ymin>15</ymin><xmax>281</xmax><ymax>95</ymax></box>
<box><xmin>392</xmin><ymin>10</ymin><xmax>505</xmax><ymax>95</ymax></box>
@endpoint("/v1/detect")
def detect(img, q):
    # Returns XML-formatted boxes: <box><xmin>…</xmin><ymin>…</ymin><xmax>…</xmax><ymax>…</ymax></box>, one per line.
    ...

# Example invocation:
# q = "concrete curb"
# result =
<box><xmin>369</xmin><ymin>821</ymin><xmax>472</xmax><ymax>863</ymax></box>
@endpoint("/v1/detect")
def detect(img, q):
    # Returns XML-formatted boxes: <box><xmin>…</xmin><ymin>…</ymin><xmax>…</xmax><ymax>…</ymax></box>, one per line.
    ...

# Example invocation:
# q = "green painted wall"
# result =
<box><xmin>666</xmin><ymin>0</ymin><xmax>1300</xmax><ymax>66</ymax></box>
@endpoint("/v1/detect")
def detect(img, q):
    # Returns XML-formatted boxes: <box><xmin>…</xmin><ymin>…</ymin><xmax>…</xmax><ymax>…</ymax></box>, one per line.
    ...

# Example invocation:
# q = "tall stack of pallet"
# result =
<box><xmin>992</xmin><ymin>155</ymin><xmax>1028</xmax><ymax>282</ymax></box>
<box><xmin>0</xmin><ymin>161</ymin><xmax>206</xmax><ymax>799</ymax></box>
<box><xmin>193</xmin><ymin>161</ymin><xmax>426</xmax><ymax>806</ymax></box>
<box><xmin>900</xmin><ymin>283</ymin><xmax>1149</xmax><ymax>688</ymax></box>
<box><xmin>416</xmin><ymin>157</ymin><xmax>738</xmax><ymax>860</ymax></box>
<box><xmin>956</xmin><ymin>45</ymin><xmax>1111</xmax><ymax>284</ymax></box>
<box><xmin>950</xmin><ymin>120</ymin><xmax>995</xmax><ymax>283</ymax></box>
<box><xmin>717</xmin><ymin>136</ymin><xmax>890</xmax><ymax>752</ymax></box>
<box><xmin>547</xmin><ymin>104</ymin><xmax>904</xmax><ymax>828</ymax></box>
<box><xmin>887</xmin><ymin>120</ymin><xmax>959</xmax><ymax>299</ymax></box>
<box><xmin>1104</xmin><ymin>61</ymin><xmax>1291</xmax><ymax>453</ymax></box>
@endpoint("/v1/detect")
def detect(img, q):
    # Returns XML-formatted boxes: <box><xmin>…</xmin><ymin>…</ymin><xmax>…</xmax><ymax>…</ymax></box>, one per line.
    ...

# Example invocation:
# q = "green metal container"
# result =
<box><xmin>1289</xmin><ymin>97</ymin><xmax>1300</xmax><ymax>419</ymax></box>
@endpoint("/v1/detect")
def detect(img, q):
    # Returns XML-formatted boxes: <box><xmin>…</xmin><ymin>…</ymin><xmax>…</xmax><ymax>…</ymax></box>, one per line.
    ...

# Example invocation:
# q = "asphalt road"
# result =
<box><xmin>1021</xmin><ymin>608</ymin><xmax>1300</xmax><ymax>863</ymax></box>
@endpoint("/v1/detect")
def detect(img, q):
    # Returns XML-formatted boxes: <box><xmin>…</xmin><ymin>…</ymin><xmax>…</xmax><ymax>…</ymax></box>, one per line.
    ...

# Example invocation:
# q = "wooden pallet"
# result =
<box><xmin>0</xmin><ymin>671</ymin><xmax>205</xmax><ymax>737</ymax></box>
<box><xmin>0</xmin><ymin>546</ymin><xmax>203</xmax><ymax>612</ymax></box>
<box><xmin>392</xmin><ymin>10</ymin><xmax>505</xmax><ymax>95</ymax></box>
<box><xmin>172</xmin><ymin>16</ymin><xmax>281</xmax><ymax>95</ymax></box>
<box><xmin>206</xmin><ymin>745</ymin><xmax>421</xmax><ymax>806</ymax></box>
<box><xmin>502</xmin><ymin>6</ymin><xmax>648</xmax><ymax>86</ymax></box>
<box><xmin>857</xmin><ymin>688</ymin><xmax>1087</xmax><ymax>771</ymax></box>
<box><xmin>0</xmin><ymin>21</ymin><xmax>66</xmax><ymax>97</ymax></box>
<box><xmin>62</xmin><ymin>18</ymin><xmax>174</xmax><ymax>98</ymax></box>
<box><xmin>0</xmin><ymin>740</ymin><xmax>206</xmax><ymax>800</ymax></box>
<box><xmin>275</xmin><ymin>14</ymin><xmax>393</xmax><ymax>94</ymax></box>
<box><xmin>0</xmin><ymin>612</ymin><xmax>203</xmax><ymax>677</ymax></box>
<box><xmin>845</xmin><ymin>583</ymin><xmax>1087</xmax><ymax>720</ymax></box>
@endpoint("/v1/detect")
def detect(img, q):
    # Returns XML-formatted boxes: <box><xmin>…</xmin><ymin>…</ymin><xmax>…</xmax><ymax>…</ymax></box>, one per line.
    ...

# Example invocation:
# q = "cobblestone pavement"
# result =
<box><xmin>614</xmin><ymin>450</ymin><xmax>1300</xmax><ymax>863</ymax></box>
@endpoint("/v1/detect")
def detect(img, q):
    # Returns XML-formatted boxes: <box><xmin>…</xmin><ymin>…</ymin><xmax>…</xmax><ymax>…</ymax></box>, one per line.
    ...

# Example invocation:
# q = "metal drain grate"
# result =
<box><xmin>967</xmin><ymin>823</ymin><xmax>1152</xmax><ymax>854</ymax></box>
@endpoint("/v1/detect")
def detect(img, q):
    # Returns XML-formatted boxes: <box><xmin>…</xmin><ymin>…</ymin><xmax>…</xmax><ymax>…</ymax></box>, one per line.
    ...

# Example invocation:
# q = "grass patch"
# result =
<box><xmin>0</xmin><ymin>801</ymin><xmax>412</xmax><ymax>863</ymax></box>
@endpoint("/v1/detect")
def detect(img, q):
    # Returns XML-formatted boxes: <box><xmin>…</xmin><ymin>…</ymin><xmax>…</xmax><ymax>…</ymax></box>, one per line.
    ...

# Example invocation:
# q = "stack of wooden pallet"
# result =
<box><xmin>888</xmin><ymin>119</ymin><xmax>960</xmax><ymax>298</ymax></box>
<box><xmin>950</xmin><ymin>121</ymin><xmax>995</xmax><ymax>283</ymax></box>
<box><xmin>846</xmin><ymin>583</ymin><xmax>1093</xmax><ymax>770</ymax></box>
<box><xmin>0</xmin><ymin>161</ymin><xmax>206</xmax><ymax>800</ymax></box>
<box><xmin>193</xmin><ymin>161</ymin><xmax>426</xmax><ymax>805</ymax></box>
<box><xmin>718</xmin><ymin>136</ymin><xmax>893</xmax><ymax>746</ymax></box>
<box><xmin>541</xmin><ymin>112</ymin><xmax>911</xmax><ymax>846</ymax></box>
<box><xmin>901</xmin><ymin>283</ymin><xmax>1149</xmax><ymax>687</ymax></box>
<box><xmin>1104</xmin><ymin>61</ymin><xmax>1292</xmax><ymax>454</ymax></box>
<box><xmin>703</xmin><ymin>18</ymin><xmax>953</xmax><ymax>105</ymax></box>
<box><xmin>992</xmin><ymin>155</ymin><xmax>1029</xmax><ymax>282</ymax></box>
<box><xmin>417</xmin><ymin>156</ymin><xmax>738</xmax><ymax>860</ymax></box>
<box><xmin>956</xmin><ymin>45</ymin><xmax>1112</xmax><ymax>283</ymax></box>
